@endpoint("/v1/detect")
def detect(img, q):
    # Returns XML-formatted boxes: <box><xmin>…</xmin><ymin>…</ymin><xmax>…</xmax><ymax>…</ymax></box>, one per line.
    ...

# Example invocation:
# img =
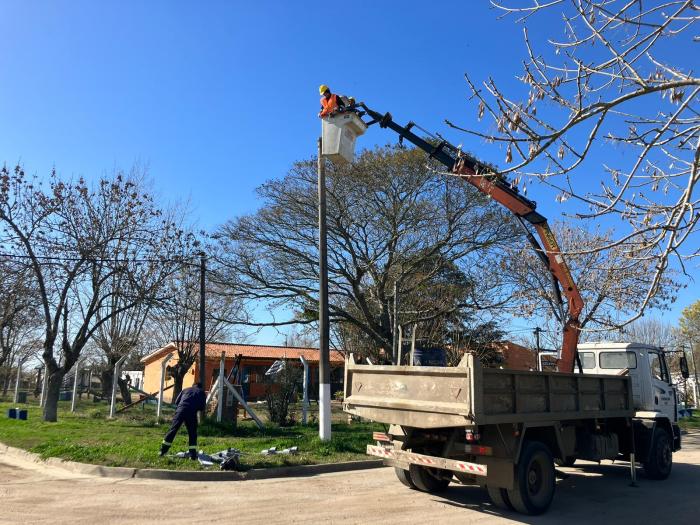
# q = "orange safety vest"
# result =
<box><xmin>320</xmin><ymin>94</ymin><xmax>338</xmax><ymax>117</ymax></box>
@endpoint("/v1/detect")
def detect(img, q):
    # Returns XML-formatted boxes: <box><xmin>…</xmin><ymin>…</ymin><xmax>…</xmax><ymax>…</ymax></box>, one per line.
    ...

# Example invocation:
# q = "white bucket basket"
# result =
<box><xmin>321</xmin><ymin>112</ymin><xmax>367</xmax><ymax>164</ymax></box>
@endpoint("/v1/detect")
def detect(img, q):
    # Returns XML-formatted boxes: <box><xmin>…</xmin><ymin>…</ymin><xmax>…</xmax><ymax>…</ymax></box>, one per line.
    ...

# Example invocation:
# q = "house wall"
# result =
<box><xmin>500</xmin><ymin>342</ymin><xmax>536</xmax><ymax>371</ymax></box>
<box><xmin>142</xmin><ymin>352</ymin><xmax>344</xmax><ymax>404</ymax></box>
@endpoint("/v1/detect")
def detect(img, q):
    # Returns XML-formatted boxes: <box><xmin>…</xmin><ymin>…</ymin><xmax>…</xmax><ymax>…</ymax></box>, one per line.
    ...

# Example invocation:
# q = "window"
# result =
<box><xmin>647</xmin><ymin>352</ymin><xmax>669</xmax><ymax>383</ymax></box>
<box><xmin>579</xmin><ymin>352</ymin><xmax>596</xmax><ymax>369</ymax></box>
<box><xmin>599</xmin><ymin>351</ymin><xmax>637</xmax><ymax>369</ymax></box>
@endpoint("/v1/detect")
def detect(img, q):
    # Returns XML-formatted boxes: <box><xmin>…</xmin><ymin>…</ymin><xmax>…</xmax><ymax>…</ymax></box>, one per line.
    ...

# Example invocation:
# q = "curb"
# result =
<box><xmin>0</xmin><ymin>442</ymin><xmax>384</xmax><ymax>481</ymax></box>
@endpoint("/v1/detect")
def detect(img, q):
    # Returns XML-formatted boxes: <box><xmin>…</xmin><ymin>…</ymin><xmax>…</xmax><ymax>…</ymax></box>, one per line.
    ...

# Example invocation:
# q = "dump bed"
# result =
<box><xmin>343</xmin><ymin>354</ymin><xmax>633</xmax><ymax>428</ymax></box>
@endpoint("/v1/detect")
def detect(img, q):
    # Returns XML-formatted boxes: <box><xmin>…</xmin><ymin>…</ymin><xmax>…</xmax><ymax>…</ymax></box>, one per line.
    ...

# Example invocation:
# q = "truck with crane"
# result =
<box><xmin>333</xmin><ymin>103</ymin><xmax>690</xmax><ymax>515</ymax></box>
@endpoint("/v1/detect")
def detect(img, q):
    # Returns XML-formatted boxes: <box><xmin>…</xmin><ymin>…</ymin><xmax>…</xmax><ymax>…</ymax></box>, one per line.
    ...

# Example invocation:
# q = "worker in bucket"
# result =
<box><xmin>318</xmin><ymin>84</ymin><xmax>346</xmax><ymax>117</ymax></box>
<box><xmin>159</xmin><ymin>382</ymin><xmax>206</xmax><ymax>459</ymax></box>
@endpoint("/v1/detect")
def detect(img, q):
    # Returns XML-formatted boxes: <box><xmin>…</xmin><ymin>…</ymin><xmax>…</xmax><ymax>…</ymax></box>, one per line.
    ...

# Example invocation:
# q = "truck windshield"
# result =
<box><xmin>599</xmin><ymin>351</ymin><xmax>637</xmax><ymax>369</ymax></box>
<box><xmin>579</xmin><ymin>352</ymin><xmax>595</xmax><ymax>369</ymax></box>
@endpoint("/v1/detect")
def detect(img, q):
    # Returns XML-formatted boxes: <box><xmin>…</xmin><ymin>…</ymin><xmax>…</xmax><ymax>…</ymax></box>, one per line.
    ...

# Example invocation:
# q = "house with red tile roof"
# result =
<box><xmin>141</xmin><ymin>342</ymin><xmax>345</xmax><ymax>402</ymax></box>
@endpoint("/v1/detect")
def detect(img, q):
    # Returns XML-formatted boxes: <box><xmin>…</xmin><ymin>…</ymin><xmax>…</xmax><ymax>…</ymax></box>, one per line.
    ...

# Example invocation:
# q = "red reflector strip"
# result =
<box><xmin>455</xmin><ymin>461</ymin><xmax>487</xmax><ymax>475</ymax></box>
<box><xmin>372</xmin><ymin>432</ymin><xmax>390</xmax><ymax>442</ymax></box>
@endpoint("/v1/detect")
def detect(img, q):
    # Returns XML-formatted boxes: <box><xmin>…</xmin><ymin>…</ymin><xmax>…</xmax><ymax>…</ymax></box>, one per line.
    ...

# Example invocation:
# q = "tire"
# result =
<box><xmin>408</xmin><ymin>464</ymin><xmax>451</xmax><ymax>493</ymax></box>
<box><xmin>643</xmin><ymin>427</ymin><xmax>672</xmax><ymax>480</ymax></box>
<box><xmin>507</xmin><ymin>441</ymin><xmax>556</xmax><ymax>515</ymax></box>
<box><xmin>394</xmin><ymin>467</ymin><xmax>417</xmax><ymax>489</ymax></box>
<box><xmin>555</xmin><ymin>456</ymin><xmax>576</xmax><ymax>467</ymax></box>
<box><xmin>487</xmin><ymin>486</ymin><xmax>514</xmax><ymax>511</ymax></box>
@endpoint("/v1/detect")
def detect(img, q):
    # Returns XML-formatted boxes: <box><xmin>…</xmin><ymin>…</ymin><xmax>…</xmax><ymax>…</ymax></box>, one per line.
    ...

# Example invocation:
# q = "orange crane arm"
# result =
<box><xmin>356</xmin><ymin>103</ymin><xmax>584</xmax><ymax>373</ymax></box>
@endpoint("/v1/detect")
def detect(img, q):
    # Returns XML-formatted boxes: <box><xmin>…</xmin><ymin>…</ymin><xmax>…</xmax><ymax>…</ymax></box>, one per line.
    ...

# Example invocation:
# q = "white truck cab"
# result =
<box><xmin>577</xmin><ymin>342</ymin><xmax>677</xmax><ymax>421</ymax></box>
<box><xmin>578</xmin><ymin>342</ymin><xmax>684</xmax><ymax>452</ymax></box>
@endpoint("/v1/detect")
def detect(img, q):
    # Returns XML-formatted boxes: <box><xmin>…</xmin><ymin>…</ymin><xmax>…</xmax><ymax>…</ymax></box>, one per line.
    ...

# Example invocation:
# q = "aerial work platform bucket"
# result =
<box><xmin>321</xmin><ymin>112</ymin><xmax>367</xmax><ymax>164</ymax></box>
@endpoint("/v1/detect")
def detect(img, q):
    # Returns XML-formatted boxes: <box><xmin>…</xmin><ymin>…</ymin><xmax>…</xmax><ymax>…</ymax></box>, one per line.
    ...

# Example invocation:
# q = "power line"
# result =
<box><xmin>0</xmin><ymin>251</ymin><xmax>202</xmax><ymax>265</ymax></box>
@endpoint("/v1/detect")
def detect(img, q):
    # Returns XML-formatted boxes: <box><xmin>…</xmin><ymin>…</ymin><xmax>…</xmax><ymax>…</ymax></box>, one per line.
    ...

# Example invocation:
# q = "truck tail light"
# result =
<box><xmin>465</xmin><ymin>430</ymin><xmax>480</xmax><ymax>442</ymax></box>
<box><xmin>465</xmin><ymin>444</ymin><xmax>493</xmax><ymax>456</ymax></box>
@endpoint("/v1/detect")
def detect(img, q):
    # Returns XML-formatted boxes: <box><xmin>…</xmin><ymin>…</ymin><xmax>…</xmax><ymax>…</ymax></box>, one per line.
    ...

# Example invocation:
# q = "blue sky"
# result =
<box><xmin>1</xmin><ymin>1</ymin><xmax>697</xmax><ymax>343</ymax></box>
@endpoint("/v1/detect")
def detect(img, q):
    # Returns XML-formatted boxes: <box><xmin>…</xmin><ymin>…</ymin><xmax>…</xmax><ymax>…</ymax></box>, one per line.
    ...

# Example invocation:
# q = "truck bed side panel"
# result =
<box><xmin>343</xmin><ymin>355</ymin><xmax>633</xmax><ymax>428</ymax></box>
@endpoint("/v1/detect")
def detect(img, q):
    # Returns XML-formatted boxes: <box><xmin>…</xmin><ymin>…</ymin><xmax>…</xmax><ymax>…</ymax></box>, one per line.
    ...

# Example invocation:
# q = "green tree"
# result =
<box><xmin>680</xmin><ymin>301</ymin><xmax>700</xmax><ymax>380</ymax></box>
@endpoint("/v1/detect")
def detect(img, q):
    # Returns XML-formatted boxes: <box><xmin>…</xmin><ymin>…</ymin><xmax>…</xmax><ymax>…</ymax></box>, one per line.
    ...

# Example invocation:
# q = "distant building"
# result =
<box><xmin>490</xmin><ymin>341</ymin><xmax>537</xmax><ymax>370</ymax></box>
<box><xmin>141</xmin><ymin>342</ymin><xmax>345</xmax><ymax>402</ymax></box>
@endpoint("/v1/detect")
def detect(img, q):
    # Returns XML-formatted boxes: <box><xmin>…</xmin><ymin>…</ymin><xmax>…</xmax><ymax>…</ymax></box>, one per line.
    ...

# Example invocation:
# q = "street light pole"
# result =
<box><xmin>198</xmin><ymin>252</ymin><xmax>207</xmax><ymax>391</ymax></box>
<box><xmin>317</xmin><ymin>136</ymin><xmax>331</xmax><ymax>441</ymax></box>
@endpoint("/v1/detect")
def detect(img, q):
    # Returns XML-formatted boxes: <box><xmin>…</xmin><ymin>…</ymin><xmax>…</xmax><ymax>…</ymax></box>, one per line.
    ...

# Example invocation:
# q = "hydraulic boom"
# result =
<box><xmin>356</xmin><ymin>103</ymin><xmax>584</xmax><ymax>373</ymax></box>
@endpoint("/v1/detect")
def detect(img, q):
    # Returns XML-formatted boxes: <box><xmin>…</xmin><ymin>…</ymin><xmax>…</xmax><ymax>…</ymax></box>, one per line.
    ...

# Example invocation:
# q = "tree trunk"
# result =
<box><xmin>1</xmin><ymin>370</ymin><xmax>10</xmax><ymax>396</ymax></box>
<box><xmin>172</xmin><ymin>373</ymin><xmax>184</xmax><ymax>401</ymax></box>
<box><xmin>42</xmin><ymin>370</ymin><xmax>64</xmax><ymax>422</ymax></box>
<box><xmin>117</xmin><ymin>377</ymin><xmax>132</xmax><ymax>405</ymax></box>
<box><xmin>100</xmin><ymin>369</ymin><xmax>112</xmax><ymax>400</ymax></box>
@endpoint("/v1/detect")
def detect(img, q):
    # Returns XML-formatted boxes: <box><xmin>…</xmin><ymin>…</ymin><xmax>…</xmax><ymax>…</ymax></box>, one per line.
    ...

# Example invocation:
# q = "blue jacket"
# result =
<box><xmin>174</xmin><ymin>385</ymin><xmax>206</xmax><ymax>416</ymax></box>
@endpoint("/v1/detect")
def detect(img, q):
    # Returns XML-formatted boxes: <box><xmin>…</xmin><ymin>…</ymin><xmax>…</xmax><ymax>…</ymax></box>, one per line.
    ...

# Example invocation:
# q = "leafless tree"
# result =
<box><xmin>502</xmin><ymin>222</ymin><xmax>680</xmax><ymax>339</ymax></box>
<box><xmin>215</xmin><ymin>146</ymin><xmax>516</xmax><ymax>357</ymax></box>
<box><xmin>0</xmin><ymin>261</ymin><xmax>41</xmax><ymax>395</ymax></box>
<box><xmin>448</xmin><ymin>0</ymin><xmax>699</xmax><ymax>327</ymax></box>
<box><xmin>0</xmin><ymin>165</ymin><xmax>187</xmax><ymax>421</ymax></box>
<box><xmin>619</xmin><ymin>317</ymin><xmax>681</xmax><ymax>348</ymax></box>
<box><xmin>150</xmin><ymin>260</ymin><xmax>244</xmax><ymax>398</ymax></box>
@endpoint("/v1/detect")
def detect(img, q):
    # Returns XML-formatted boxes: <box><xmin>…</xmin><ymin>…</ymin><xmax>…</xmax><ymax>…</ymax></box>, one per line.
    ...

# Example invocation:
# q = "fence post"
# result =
<box><xmin>299</xmin><ymin>356</ymin><xmax>310</xmax><ymax>424</ymax></box>
<box><xmin>39</xmin><ymin>365</ymin><xmax>48</xmax><ymax>407</ymax></box>
<box><xmin>13</xmin><ymin>359</ymin><xmax>24</xmax><ymax>403</ymax></box>
<box><xmin>216</xmin><ymin>352</ymin><xmax>225</xmax><ymax>422</ymax></box>
<box><xmin>157</xmin><ymin>353</ymin><xmax>174</xmax><ymax>421</ymax></box>
<box><xmin>109</xmin><ymin>354</ymin><xmax>130</xmax><ymax>418</ymax></box>
<box><xmin>71</xmin><ymin>361</ymin><xmax>82</xmax><ymax>412</ymax></box>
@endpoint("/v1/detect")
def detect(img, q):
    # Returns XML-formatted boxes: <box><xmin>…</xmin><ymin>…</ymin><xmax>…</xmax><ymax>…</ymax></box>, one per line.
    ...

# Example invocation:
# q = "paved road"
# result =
<box><xmin>2</xmin><ymin>432</ymin><xmax>699</xmax><ymax>525</ymax></box>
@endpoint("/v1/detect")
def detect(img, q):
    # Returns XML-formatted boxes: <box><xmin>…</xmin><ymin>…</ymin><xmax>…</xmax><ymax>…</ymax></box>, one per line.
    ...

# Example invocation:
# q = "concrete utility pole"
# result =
<box><xmin>533</xmin><ymin>327</ymin><xmax>543</xmax><ymax>371</ymax></box>
<box><xmin>317</xmin><ymin>136</ymin><xmax>331</xmax><ymax>441</ymax></box>
<box><xmin>199</xmin><ymin>252</ymin><xmax>207</xmax><ymax>393</ymax></box>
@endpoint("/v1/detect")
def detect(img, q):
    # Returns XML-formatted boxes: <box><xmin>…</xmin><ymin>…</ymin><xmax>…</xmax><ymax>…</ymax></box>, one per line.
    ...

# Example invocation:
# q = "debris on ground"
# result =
<box><xmin>170</xmin><ymin>447</ymin><xmax>244</xmax><ymax>470</ymax></box>
<box><xmin>260</xmin><ymin>446</ymin><xmax>298</xmax><ymax>456</ymax></box>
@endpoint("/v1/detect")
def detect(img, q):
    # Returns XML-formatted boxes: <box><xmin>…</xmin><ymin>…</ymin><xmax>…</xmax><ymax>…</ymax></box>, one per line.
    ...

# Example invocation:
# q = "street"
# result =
<box><xmin>2</xmin><ymin>432</ymin><xmax>698</xmax><ymax>525</ymax></box>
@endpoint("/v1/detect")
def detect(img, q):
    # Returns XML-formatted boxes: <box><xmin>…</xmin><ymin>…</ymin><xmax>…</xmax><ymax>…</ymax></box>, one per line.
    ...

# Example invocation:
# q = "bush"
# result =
<box><xmin>264</xmin><ymin>361</ymin><xmax>301</xmax><ymax>427</ymax></box>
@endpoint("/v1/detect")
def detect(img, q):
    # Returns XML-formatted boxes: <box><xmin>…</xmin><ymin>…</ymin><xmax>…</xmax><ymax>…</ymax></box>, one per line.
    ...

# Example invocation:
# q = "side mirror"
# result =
<box><xmin>680</xmin><ymin>355</ymin><xmax>690</xmax><ymax>379</ymax></box>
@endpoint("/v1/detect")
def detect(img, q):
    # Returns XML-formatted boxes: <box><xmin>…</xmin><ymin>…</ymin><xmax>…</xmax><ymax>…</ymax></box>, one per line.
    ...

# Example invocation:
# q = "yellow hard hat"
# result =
<box><xmin>319</xmin><ymin>84</ymin><xmax>329</xmax><ymax>95</ymax></box>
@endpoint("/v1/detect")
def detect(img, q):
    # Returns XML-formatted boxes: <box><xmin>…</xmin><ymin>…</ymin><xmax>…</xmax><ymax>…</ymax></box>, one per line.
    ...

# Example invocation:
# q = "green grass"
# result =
<box><xmin>680</xmin><ymin>415</ymin><xmax>700</xmax><ymax>430</ymax></box>
<box><xmin>0</xmin><ymin>398</ymin><xmax>380</xmax><ymax>471</ymax></box>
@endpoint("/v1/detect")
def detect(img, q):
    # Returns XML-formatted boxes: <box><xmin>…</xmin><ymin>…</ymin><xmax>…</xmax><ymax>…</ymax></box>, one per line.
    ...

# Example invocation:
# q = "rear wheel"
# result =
<box><xmin>409</xmin><ymin>464</ymin><xmax>451</xmax><ymax>493</ymax></box>
<box><xmin>507</xmin><ymin>441</ymin><xmax>555</xmax><ymax>515</ymax></box>
<box><xmin>394</xmin><ymin>467</ymin><xmax>417</xmax><ymax>489</ymax></box>
<box><xmin>487</xmin><ymin>486</ymin><xmax>514</xmax><ymax>511</ymax></box>
<box><xmin>643</xmin><ymin>427</ymin><xmax>672</xmax><ymax>480</ymax></box>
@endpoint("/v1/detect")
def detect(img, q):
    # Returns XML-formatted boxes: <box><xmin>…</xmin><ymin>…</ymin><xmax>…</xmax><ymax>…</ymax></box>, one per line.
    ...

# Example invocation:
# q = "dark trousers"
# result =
<box><xmin>162</xmin><ymin>411</ymin><xmax>198</xmax><ymax>449</ymax></box>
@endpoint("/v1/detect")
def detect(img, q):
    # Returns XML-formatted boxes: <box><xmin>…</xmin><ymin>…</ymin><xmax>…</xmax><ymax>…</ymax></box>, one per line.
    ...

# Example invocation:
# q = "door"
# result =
<box><xmin>647</xmin><ymin>350</ymin><xmax>676</xmax><ymax>421</ymax></box>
